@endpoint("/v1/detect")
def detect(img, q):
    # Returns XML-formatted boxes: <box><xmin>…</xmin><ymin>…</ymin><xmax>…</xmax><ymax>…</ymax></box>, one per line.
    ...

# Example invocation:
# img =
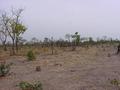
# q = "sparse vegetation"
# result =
<box><xmin>0</xmin><ymin>2</ymin><xmax>120</xmax><ymax>90</ymax></box>
<box><xmin>110</xmin><ymin>79</ymin><xmax>120</xmax><ymax>86</ymax></box>
<box><xmin>27</xmin><ymin>50</ymin><xmax>36</xmax><ymax>61</ymax></box>
<box><xmin>0</xmin><ymin>62</ymin><xmax>10</xmax><ymax>77</ymax></box>
<box><xmin>71</xmin><ymin>32</ymin><xmax>80</xmax><ymax>51</ymax></box>
<box><xmin>18</xmin><ymin>81</ymin><xmax>43</xmax><ymax>90</ymax></box>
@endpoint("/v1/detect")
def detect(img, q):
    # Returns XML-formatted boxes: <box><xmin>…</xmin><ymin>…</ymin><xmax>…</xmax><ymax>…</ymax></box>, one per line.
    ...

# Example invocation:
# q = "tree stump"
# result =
<box><xmin>36</xmin><ymin>66</ymin><xmax>41</xmax><ymax>72</ymax></box>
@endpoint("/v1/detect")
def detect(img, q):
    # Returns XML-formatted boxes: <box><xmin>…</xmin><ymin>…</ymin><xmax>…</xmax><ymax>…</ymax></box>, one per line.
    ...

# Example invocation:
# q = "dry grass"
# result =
<box><xmin>0</xmin><ymin>44</ymin><xmax>120</xmax><ymax>90</ymax></box>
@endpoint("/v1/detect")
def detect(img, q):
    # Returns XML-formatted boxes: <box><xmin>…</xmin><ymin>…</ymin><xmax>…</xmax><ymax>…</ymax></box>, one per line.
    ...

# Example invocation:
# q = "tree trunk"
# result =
<box><xmin>3</xmin><ymin>44</ymin><xmax>7</xmax><ymax>51</ymax></box>
<box><xmin>2</xmin><ymin>41</ymin><xmax>7</xmax><ymax>51</ymax></box>
<box><xmin>12</xmin><ymin>39</ymin><xmax>15</xmax><ymax>55</ymax></box>
<box><xmin>51</xmin><ymin>42</ymin><xmax>54</xmax><ymax>55</ymax></box>
<box><xmin>16</xmin><ymin>37</ymin><xmax>19</xmax><ymax>52</ymax></box>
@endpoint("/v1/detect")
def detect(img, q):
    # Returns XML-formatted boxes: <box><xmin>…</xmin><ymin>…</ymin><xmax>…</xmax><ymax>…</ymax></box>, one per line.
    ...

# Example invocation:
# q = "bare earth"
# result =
<box><xmin>0</xmin><ymin>46</ymin><xmax>120</xmax><ymax>90</ymax></box>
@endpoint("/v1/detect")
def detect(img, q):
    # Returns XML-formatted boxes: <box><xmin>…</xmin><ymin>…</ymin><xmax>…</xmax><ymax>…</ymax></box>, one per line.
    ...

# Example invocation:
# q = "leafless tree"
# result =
<box><xmin>65</xmin><ymin>34</ymin><xmax>71</xmax><ymax>42</ymax></box>
<box><xmin>0</xmin><ymin>12</ymin><xmax>9</xmax><ymax>51</ymax></box>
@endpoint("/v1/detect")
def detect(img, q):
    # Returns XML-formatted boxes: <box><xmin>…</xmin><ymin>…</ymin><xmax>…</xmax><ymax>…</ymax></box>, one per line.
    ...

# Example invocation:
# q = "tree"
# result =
<box><xmin>81</xmin><ymin>37</ymin><xmax>89</xmax><ymax>42</ymax></box>
<box><xmin>15</xmin><ymin>23</ymin><xmax>26</xmax><ymax>51</ymax></box>
<box><xmin>18</xmin><ymin>37</ymin><xmax>27</xmax><ymax>45</ymax></box>
<box><xmin>0</xmin><ymin>30</ymin><xmax>7</xmax><ymax>51</ymax></box>
<box><xmin>72</xmin><ymin>32</ymin><xmax>80</xmax><ymax>46</ymax></box>
<box><xmin>65</xmin><ymin>34</ymin><xmax>71</xmax><ymax>42</ymax></box>
<box><xmin>71</xmin><ymin>32</ymin><xmax>80</xmax><ymax>50</ymax></box>
<box><xmin>6</xmin><ymin>8</ymin><xmax>27</xmax><ymax>54</ymax></box>
<box><xmin>89</xmin><ymin>37</ymin><xmax>94</xmax><ymax>43</ymax></box>
<box><xmin>44</xmin><ymin>37</ymin><xmax>50</xmax><ymax>47</ymax></box>
<box><xmin>50</xmin><ymin>37</ymin><xmax>54</xmax><ymax>54</ymax></box>
<box><xmin>31</xmin><ymin>37</ymin><xmax>39</xmax><ymax>45</ymax></box>
<box><xmin>44</xmin><ymin>37</ymin><xmax>49</xmax><ymax>43</ymax></box>
<box><xmin>0</xmin><ymin>12</ymin><xmax>9</xmax><ymax>51</ymax></box>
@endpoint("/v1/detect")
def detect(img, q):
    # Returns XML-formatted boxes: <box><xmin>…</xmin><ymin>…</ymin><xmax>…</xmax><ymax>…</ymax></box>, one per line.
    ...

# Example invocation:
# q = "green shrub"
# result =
<box><xmin>0</xmin><ymin>63</ymin><xmax>10</xmax><ymax>77</ymax></box>
<box><xmin>110</xmin><ymin>79</ymin><xmax>120</xmax><ymax>86</ymax></box>
<box><xmin>18</xmin><ymin>81</ymin><xmax>33</xmax><ymax>90</ymax></box>
<box><xmin>18</xmin><ymin>81</ymin><xmax>43</xmax><ymax>90</ymax></box>
<box><xmin>27</xmin><ymin>50</ymin><xmax>36</xmax><ymax>61</ymax></box>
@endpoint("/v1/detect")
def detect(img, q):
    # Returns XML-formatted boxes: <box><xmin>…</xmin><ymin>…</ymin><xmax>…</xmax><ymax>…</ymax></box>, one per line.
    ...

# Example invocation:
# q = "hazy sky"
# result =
<box><xmin>1</xmin><ymin>0</ymin><xmax>120</xmax><ymax>40</ymax></box>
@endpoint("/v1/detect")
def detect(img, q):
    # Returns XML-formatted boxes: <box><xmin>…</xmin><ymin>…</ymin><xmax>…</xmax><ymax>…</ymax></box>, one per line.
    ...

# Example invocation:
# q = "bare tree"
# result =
<box><xmin>65</xmin><ymin>34</ymin><xmax>71</xmax><ymax>42</ymax></box>
<box><xmin>0</xmin><ymin>30</ymin><xmax>7</xmax><ymax>51</ymax></box>
<box><xmin>44</xmin><ymin>37</ymin><xmax>49</xmax><ymax>47</ymax></box>
<box><xmin>31</xmin><ymin>37</ymin><xmax>39</xmax><ymax>45</ymax></box>
<box><xmin>18</xmin><ymin>37</ymin><xmax>27</xmax><ymax>45</ymax></box>
<box><xmin>0</xmin><ymin>12</ymin><xmax>9</xmax><ymax>51</ymax></box>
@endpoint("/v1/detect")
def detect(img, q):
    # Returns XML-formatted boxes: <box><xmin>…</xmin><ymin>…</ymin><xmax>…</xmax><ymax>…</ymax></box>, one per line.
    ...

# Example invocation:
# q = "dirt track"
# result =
<box><xmin>0</xmin><ymin>46</ymin><xmax>120</xmax><ymax>90</ymax></box>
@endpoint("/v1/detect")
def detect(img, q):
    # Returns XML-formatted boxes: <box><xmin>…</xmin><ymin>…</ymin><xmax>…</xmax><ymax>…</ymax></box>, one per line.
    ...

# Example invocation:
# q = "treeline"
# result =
<box><xmin>24</xmin><ymin>35</ymin><xmax>120</xmax><ymax>47</ymax></box>
<box><xmin>2</xmin><ymin>32</ymin><xmax>119</xmax><ymax>48</ymax></box>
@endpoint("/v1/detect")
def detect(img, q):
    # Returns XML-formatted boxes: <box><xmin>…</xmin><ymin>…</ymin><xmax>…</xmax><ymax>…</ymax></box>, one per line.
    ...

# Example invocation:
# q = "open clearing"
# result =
<box><xmin>0</xmin><ymin>45</ymin><xmax>120</xmax><ymax>90</ymax></box>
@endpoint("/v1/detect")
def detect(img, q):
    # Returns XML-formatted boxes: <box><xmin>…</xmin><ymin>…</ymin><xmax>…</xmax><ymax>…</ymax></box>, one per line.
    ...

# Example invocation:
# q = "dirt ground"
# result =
<box><xmin>0</xmin><ymin>45</ymin><xmax>120</xmax><ymax>90</ymax></box>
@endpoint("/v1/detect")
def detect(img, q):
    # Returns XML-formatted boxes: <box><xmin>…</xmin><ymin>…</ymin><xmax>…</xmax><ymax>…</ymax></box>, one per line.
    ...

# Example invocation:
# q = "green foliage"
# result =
<box><xmin>0</xmin><ymin>63</ymin><xmax>10</xmax><ymax>77</ymax></box>
<box><xmin>27</xmin><ymin>50</ymin><xmax>36</xmax><ymax>61</ymax></box>
<box><xmin>18</xmin><ymin>81</ymin><xmax>43</xmax><ymax>90</ymax></box>
<box><xmin>11</xmin><ymin>21</ymin><xmax>27</xmax><ymax>37</ymax></box>
<box><xmin>15</xmin><ymin>23</ymin><xmax>27</xmax><ymax>36</ymax></box>
<box><xmin>76</xmin><ymin>35</ymin><xmax>80</xmax><ymax>45</ymax></box>
<box><xmin>18</xmin><ymin>81</ymin><xmax>32</xmax><ymax>90</ymax></box>
<box><xmin>89</xmin><ymin>37</ymin><xmax>94</xmax><ymax>43</ymax></box>
<box><xmin>110</xmin><ymin>79</ymin><xmax>120</xmax><ymax>86</ymax></box>
<box><xmin>72</xmin><ymin>32</ymin><xmax>80</xmax><ymax>46</ymax></box>
<box><xmin>33</xmin><ymin>81</ymin><xmax>43</xmax><ymax>90</ymax></box>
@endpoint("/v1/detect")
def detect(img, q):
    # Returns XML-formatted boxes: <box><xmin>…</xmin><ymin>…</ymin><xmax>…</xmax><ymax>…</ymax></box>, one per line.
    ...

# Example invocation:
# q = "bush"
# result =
<box><xmin>18</xmin><ymin>81</ymin><xmax>43</xmax><ymax>90</ymax></box>
<box><xmin>27</xmin><ymin>50</ymin><xmax>36</xmax><ymax>61</ymax></box>
<box><xmin>0</xmin><ymin>62</ymin><xmax>10</xmax><ymax>77</ymax></box>
<box><xmin>110</xmin><ymin>79</ymin><xmax>120</xmax><ymax>86</ymax></box>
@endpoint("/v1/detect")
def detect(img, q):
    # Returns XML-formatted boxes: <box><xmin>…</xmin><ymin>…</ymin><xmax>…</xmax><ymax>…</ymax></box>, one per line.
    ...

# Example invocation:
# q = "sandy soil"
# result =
<box><xmin>0</xmin><ymin>45</ymin><xmax>120</xmax><ymax>90</ymax></box>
